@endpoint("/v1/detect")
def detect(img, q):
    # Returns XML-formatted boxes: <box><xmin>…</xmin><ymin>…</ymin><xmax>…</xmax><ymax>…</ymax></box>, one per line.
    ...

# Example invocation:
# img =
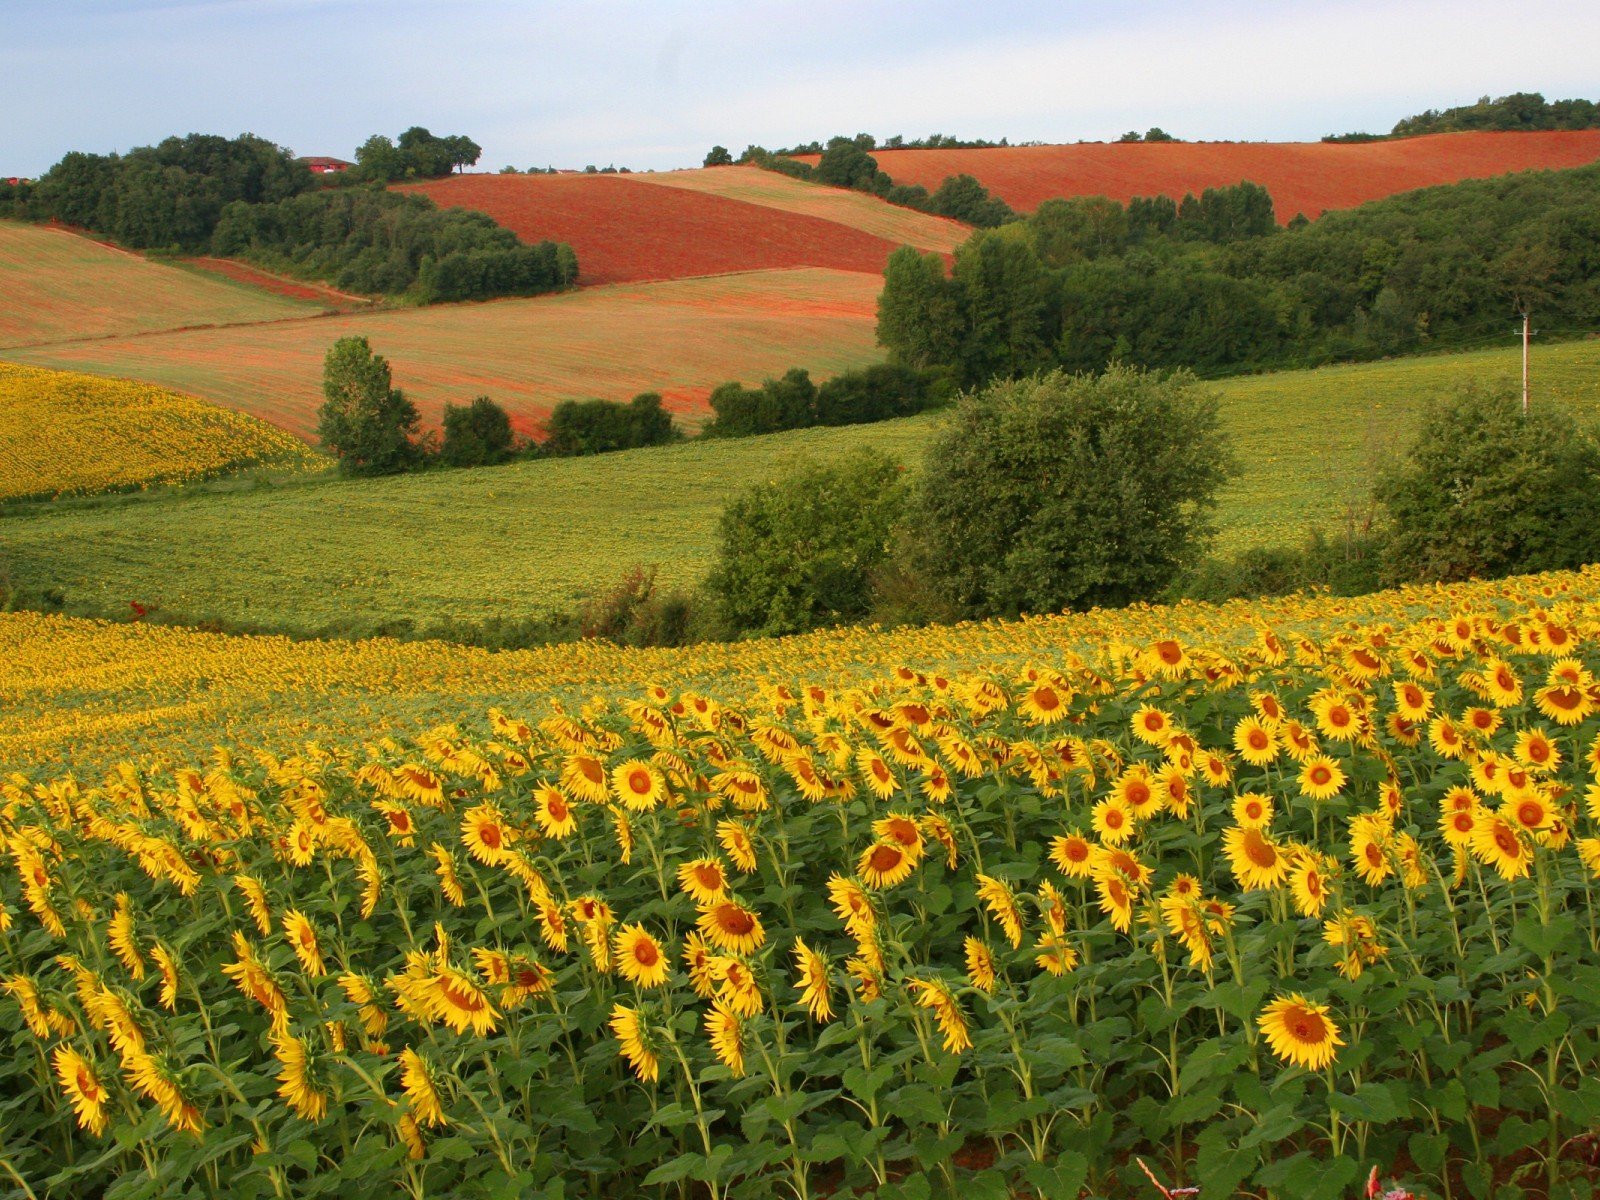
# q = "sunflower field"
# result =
<box><xmin>5</xmin><ymin>573</ymin><xmax>1600</xmax><ymax>1198</ymax></box>
<box><xmin>0</xmin><ymin>364</ymin><xmax>323</xmax><ymax>504</ymax></box>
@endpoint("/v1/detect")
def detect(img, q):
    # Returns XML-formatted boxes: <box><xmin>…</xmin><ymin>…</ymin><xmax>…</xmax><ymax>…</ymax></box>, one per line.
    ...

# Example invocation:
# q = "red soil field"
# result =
<box><xmin>400</xmin><ymin>173</ymin><xmax>938</xmax><ymax>285</ymax></box>
<box><xmin>797</xmin><ymin>130</ymin><xmax>1600</xmax><ymax>221</ymax></box>
<box><xmin>183</xmin><ymin>258</ymin><xmax>368</xmax><ymax>308</ymax></box>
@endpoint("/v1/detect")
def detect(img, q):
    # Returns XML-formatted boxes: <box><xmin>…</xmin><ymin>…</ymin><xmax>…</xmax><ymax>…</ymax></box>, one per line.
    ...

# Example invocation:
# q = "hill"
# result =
<box><xmin>0</xmin><ymin>363</ymin><xmax>323</xmax><ymax>503</ymax></box>
<box><xmin>402</xmin><ymin>170</ymin><xmax>966</xmax><ymax>285</ymax></box>
<box><xmin>0</xmin><ymin>220</ymin><xmax>321</xmax><ymax>348</ymax></box>
<box><xmin>2</xmin><ymin>267</ymin><xmax>884</xmax><ymax>439</ymax></box>
<box><xmin>6</xmin><ymin>339</ymin><xmax>1596</xmax><ymax>636</ymax></box>
<box><xmin>796</xmin><ymin>129</ymin><xmax>1600</xmax><ymax>219</ymax></box>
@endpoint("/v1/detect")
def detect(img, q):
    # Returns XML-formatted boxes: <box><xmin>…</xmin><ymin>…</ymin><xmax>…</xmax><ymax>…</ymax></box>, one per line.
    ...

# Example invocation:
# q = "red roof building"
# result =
<box><xmin>299</xmin><ymin>157</ymin><xmax>353</xmax><ymax>174</ymax></box>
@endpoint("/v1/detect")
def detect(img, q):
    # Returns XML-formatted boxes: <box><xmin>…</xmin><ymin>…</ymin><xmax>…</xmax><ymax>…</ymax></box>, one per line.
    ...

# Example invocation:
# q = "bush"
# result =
<box><xmin>541</xmin><ymin>393</ymin><xmax>678</xmax><ymax>457</ymax></box>
<box><xmin>577</xmin><ymin>564</ymin><xmax>694</xmax><ymax>647</ymax></box>
<box><xmin>315</xmin><ymin>336</ymin><xmax>421</xmax><ymax>476</ymax></box>
<box><xmin>1175</xmin><ymin>521</ymin><xmax>1388</xmax><ymax>603</ymax></box>
<box><xmin>706</xmin><ymin>450</ymin><xmax>909</xmax><ymax>637</ymax></box>
<box><xmin>911</xmin><ymin>365</ymin><xmax>1236</xmax><ymax>617</ymax></box>
<box><xmin>1378</xmin><ymin>383</ymin><xmax>1600</xmax><ymax>583</ymax></box>
<box><xmin>701</xmin><ymin>369</ymin><xmax>816</xmax><ymax>437</ymax></box>
<box><xmin>440</xmin><ymin>396</ymin><xmax>516</xmax><ymax>467</ymax></box>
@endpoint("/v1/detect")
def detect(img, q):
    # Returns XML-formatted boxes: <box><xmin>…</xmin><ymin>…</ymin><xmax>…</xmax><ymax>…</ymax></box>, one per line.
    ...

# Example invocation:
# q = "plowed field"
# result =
<box><xmin>401</xmin><ymin>172</ymin><xmax>946</xmax><ymax>284</ymax></box>
<box><xmin>0</xmin><ymin>221</ymin><xmax>316</xmax><ymax>348</ymax></box>
<box><xmin>1</xmin><ymin>268</ymin><xmax>883</xmax><ymax>439</ymax></box>
<box><xmin>796</xmin><ymin>130</ymin><xmax>1600</xmax><ymax>220</ymax></box>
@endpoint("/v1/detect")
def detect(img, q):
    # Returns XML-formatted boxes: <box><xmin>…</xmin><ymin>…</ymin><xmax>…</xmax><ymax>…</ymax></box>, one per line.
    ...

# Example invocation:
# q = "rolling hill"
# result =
<box><xmin>2</xmin><ymin>267</ymin><xmax>885</xmax><ymax>439</ymax></box>
<box><xmin>6</xmin><ymin>339</ymin><xmax>1595</xmax><ymax>636</ymax></box>
<box><xmin>402</xmin><ymin>170</ymin><xmax>966</xmax><ymax>285</ymax></box>
<box><xmin>0</xmin><ymin>220</ymin><xmax>322</xmax><ymax>348</ymax></box>
<box><xmin>796</xmin><ymin>129</ymin><xmax>1600</xmax><ymax>219</ymax></box>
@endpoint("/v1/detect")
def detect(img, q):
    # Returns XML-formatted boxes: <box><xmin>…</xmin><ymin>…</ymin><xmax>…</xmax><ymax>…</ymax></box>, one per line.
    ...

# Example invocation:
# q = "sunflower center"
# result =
<box><xmin>869</xmin><ymin>844</ymin><xmax>905</xmax><ymax>872</ymax></box>
<box><xmin>1244</xmin><ymin>831</ymin><xmax>1278</xmax><ymax>870</ymax></box>
<box><xmin>1287</xmin><ymin>1009</ymin><xmax>1328</xmax><ymax>1044</ymax></box>
<box><xmin>628</xmin><ymin>769</ymin><xmax>652</xmax><ymax>794</ymax></box>
<box><xmin>633</xmin><ymin>940</ymin><xmax>659</xmax><ymax>967</ymax></box>
<box><xmin>717</xmin><ymin>906</ymin><xmax>755</xmax><ymax>935</ymax></box>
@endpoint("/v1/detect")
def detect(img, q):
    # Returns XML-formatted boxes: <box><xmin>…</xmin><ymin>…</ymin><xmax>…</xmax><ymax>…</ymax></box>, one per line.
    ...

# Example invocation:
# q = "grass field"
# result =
<box><xmin>1</xmin><ymin>267</ymin><xmax>884</xmax><ymax>439</ymax></box>
<box><xmin>0</xmin><ymin>363</ymin><xmax>324</xmax><ymax>502</ymax></box>
<box><xmin>798</xmin><ymin>129</ymin><xmax>1600</xmax><ymax>219</ymax></box>
<box><xmin>5</xmin><ymin>339</ymin><xmax>1595</xmax><ymax>634</ymax></box>
<box><xmin>403</xmin><ymin>172</ymin><xmax>962</xmax><ymax>286</ymax></box>
<box><xmin>0</xmin><ymin>221</ymin><xmax>320</xmax><ymax>348</ymax></box>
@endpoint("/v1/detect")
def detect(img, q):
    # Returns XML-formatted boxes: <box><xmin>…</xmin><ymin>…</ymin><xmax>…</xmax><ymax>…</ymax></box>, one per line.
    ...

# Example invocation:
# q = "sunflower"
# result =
<box><xmin>1091</xmin><ymin>845</ymin><xmax>1154</xmax><ymax>889</ymax></box>
<box><xmin>1503</xmin><ymin>792</ymin><xmax>1554</xmax><ymax>835</ymax></box>
<box><xmin>1231</xmin><ymin>792</ymin><xmax>1273</xmax><ymax>829</ymax></box>
<box><xmin>1472</xmin><ymin>814</ymin><xmax>1533</xmax><ymax>881</ymax></box>
<box><xmin>613</xmin><ymin>924</ymin><xmax>670</xmax><ymax>989</ymax></box>
<box><xmin>271</xmin><ymin>1032</ymin><xmax>328</xmax><ymax>1123</ymax></box>
<box><xmin>792</xmin><ymin>939</ymin><xmax>834</xmax><ymax>1021</ymax></box>
<box><xmin>908</xmin><ymin>977</ymin><xmax>971</xmax><ymax>1053</ymax></box>
<box><xmin>826</xmin><ymin>875</ymin><xmax>876</xmax><ymax>940</ymax></box>
<box><xmin>282</xmin><ymin>910</ymin><xmax>325</xmax><ymax>977</ymax></box>
<box><xmin>399</xmin><ymin>1047</ymin><xmax>447</xmax><ymax>1127</ymax></box>
<box><xmin>421</xmin><ymin>967</ymin><xmax>499</xmax><ymax>1036</ymax></box>
<box><xmin>713</xmin><ymin>957</ymin><xmax>764</xmax><ymax>1017</ymax></box>
<box><xmin>234</xmin><ymin>874</ymin><xmax>273</xmax><ymax>936</ymax></box>
<box><xmin>677</xmin><ymin>857</ymin><xmax>730</xmax><ymax>905</ymax></box>
<box><xmin>1310</xmin><ymin>693</ymin><xmax>1361</xmax><ymax>743</ymax></box>
<box><xmin>1019</xmin><ymin>682</ymin><xmax>1069</xmax><ymax>726</ymax></box>
<box><xmin>535</xmin><ymin>899</ymin><xmax>569</xmax><ymax>953</ymax></box>
<box><xmin>975</xmin><ymin>874</ymin><xmax>1024</xmax><ymax>948</ymax></box>
<box><xmin>715</xmin><ymin>820</ymin><xmax>759</xmax><ymax>873</ymax></box>
<box><xmin>561</xmin><ymin>754</ymin><xmax>610</xmax><ymax>804</ymax></box>
<box><xmin>1439</xmin><ymin>803</ymin><xmax>1482</xmax><ymax>849</ymax></box>
<box><xmin>1092</xmin><ymin>797</ymin><xmax>1136</xmax><ymax>846</ymax></box>
<box><xmin>705</xmin><ymin>1001</ymin><xmax>747</xmax><ymax>1076</ymax></box>
<box><xmin>857</xmin><ymin>749</ymin><xmax>900</xmax><ymax>799</ymax></box>
<box><xmin>610</xmin><ymin>760</ymin><xmax>666</xmax><ymax>813</ymax></box>
<box><xmin>52</xmin><ymin>1045</ymin><xmax>110</xmax><ymax>1136</ymax></box>
<box><xmin>1148</xmin><ymin>638</ymin><xmax>1189</xmax><ymax>679</ymax></box>
<box><xmin>1577</xmin><ymin>837</ymin><xmax>1600</xmax><ymax>878</ymax></box>
<box><xmin>1298</xmin><ymin>755</ymin><xmax>1346</xmax><ymax>801</ymax></box>
<box><xmin>1392</xmin><ymin>681</ymin><xmax>1434</xmax><ymax>721</ymax></box>
<box><xmin>150</xmin><ymin>943</ymin><xmax>180</xmax><ymax>1011</ymax></box>
<box><xmin>698</xmin><ymin>901</ymin><xmax>765</xmax><ymax>956</ymax></box>
<box><xmin>1222</xmin><ymin>826</ymin><xmax>1290</xmax><ymax>891</ymax></box>
<box><xmin>534</xmin><ymin>786</ymin><xmax>578</xmax><ymax>839</ymax></box>
<box><xmin>1131</xmin><ymin>704</ymin><xmax>1173</xmax><ymax>745</ymax></box>
<box><xmin>1534</xmin><ymin>680</ymin><xmax>1595</xmax><ymax>726</ymax></box>
<box><xmin>1095</xmin><ymin>872</ymin><xmax>1135</xmax><ymax>933</ymax></box>
<box><xmin>1258</xmin><ymin>994</ymin><xmax>1343</xmax><ymax>1070</ymax></box>
<box><xmin>1348</xmin><ymin>815</ymin><xmax>1393</xmax><ymax>886</ymax></box>
<box><xmin>1514</xmin><ymin>728</ymin><xmax>1560</xmax><ymax>775</ymax></box>
<box><xmin>1290</xmin><ymin>853</ymin><xmax>1332</xmax><ymax>918</ymax></box>
<box><xmin>1251</xmin><ymin>690</ymin><xmax>1286</xmax><ymax>725</ymax></box>
<box><xmin>1233</xmin><ymin>717</ymin><xmax>1279</xmax><ymax>767</ymax></box>
<box><xmin>1049</xmin><ymin>832</ymin><xmax>1096</xmax><ymax>879</ymax></box>
<box><xmin>1482</xmin><ymin>659</ymin><xmax>1524</xmax><ymax>708</ymax></box>
<box><xmin>1322</xmin><ymin>910</ymin><xmax>1387</xmax><ymax>980</ymax></box>
<box><xmin>859</xmin><ymin>841</ymin><xmax>917</xmax><ymax>890</ymax></box>
<box><xmin>609</xmin><ymin>1004</ymin><xmax>660</xmax><ymax>1083</ymax></box>
<box><xmin>1115</xmin><ymin>768</ymin><xmax>1161</xmax><ymax>821</ymax></box>
<box><xmin>1280</xmin><ymin>720</ymin><xmax>1320</xmax><ymax>763</ymax></box>
<box><xmin>920</xmin><ymin>765</ymin><xmax>954</xmax><ymax>805</ymax></box>
<box><xmin>922</xmin><ymin>814</ymin><xmax>960</xmax><ymax>869</ymax></box>
<box><xmin>108</xmin><ymin>894</ymin><xmax>144</xmax><ymax>980</ymax></box>
<box><xmin>873</xmin><ymin>813</ymin><xmax>925</xmax><ymax>858</ymax></box>
<box><xmin>1034</xmin><ymin>932</ymin><xmax>1080</xmax><ymax>976</ymax></box>
<box><xmin>963</xmin><ymin>937</ymin><xmax>997</xmax><ymax>994</ymax></box>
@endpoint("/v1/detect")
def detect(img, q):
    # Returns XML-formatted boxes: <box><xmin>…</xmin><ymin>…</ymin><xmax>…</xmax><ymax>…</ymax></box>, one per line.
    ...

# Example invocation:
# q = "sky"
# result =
<box><xmin>3</xmin><ymin>0</ymin><xmax>1598</xmax><ymax>176</ymax></box>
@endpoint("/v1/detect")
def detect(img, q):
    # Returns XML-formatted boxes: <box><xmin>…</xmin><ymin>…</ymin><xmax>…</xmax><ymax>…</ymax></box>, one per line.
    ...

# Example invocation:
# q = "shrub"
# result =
<box><xmin>706</xmin><ymin>450</ymin><xmax>909</xmax><ymax>637</ymax></box>
<box><xmin>1378</xmin><ymin>383</ymin><xmax>1600</xmax><ymax>583</ymax></box>
<box><xmin>440</xmin><ymin>396</ymin><xmax>516</xmax><ymax>467</ymax></box>
<box><xmin>315</xmin><ymin>336</ymin><xmax>421</xmax><ymax>476</ymax></box>
<box><xmin>911</xmin><ymin>365</ymin><xmax>1236</xmax><ymax>617</ymax></box>
<box><xmin>814</xmin><ymin>363</ymin><xmax>949</xmax><ymax>426</ymax></box>
<box><xmin>701</xmin><ymin>369</ymin><xmax>816</xmax><ymax>437</ymax></box>
<box><xmin>542</xmin><ymin>393</ymin><xmax>678</xmax><ymax>457</ymax></box>
<box><xmin>577</xmin><ymin>564</ymin><xmax>694</xmax><ymax>647</ymax></box>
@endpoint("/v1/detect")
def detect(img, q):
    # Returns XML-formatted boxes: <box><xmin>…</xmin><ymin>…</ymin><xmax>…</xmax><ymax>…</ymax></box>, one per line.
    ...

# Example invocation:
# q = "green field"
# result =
<box><xmin>4</xmin><ymin>339</ymin><xmax>1597</xmax><ymax>632</ymax></box>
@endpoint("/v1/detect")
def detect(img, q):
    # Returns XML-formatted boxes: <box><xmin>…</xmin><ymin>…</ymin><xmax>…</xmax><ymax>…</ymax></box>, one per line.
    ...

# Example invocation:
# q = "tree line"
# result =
<box><xmin>704</xmin><ymin>135</ymin><xmax>1019</xmax><ymax>229</ymax></box>
<box><xmin>875</xmin><ymin>165</ymin><xmax>1600</xmax><ymax>387</ymax></box>
<box><xmin>0</xmin><ymin>130</ymin><xmax>575</xmax><ymax>303</ymax></box>
<box><xmin>1324</xmin><ymin>92</ymin><xmax>1600</xmax><ymax>141</ymax></box>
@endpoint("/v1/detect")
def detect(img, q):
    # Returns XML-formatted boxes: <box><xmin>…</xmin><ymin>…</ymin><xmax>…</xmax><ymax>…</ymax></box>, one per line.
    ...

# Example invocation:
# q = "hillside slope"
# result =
<box><xmin>0</xmin><ymin>221</ymin><xmax>320</xmax><ymax>348</ymax></box>
<box><xmin>6</xmin><ymin>339</ymin><xmax>1596</xmax><ymax>635</ymax></box>
<box><xmin>401</xmin><ymin>171</ymin><xmax>962</xmax><ymax>285</ymax></box>
<box><xmin>2</xmin><ymin>268</ymin><xmax>884</xmax><ymax>438</ymax></box>
<box><xmin>800</xmin><ymin>129</ymin><xmax>1600</xmax><ymax>219</ymax></box>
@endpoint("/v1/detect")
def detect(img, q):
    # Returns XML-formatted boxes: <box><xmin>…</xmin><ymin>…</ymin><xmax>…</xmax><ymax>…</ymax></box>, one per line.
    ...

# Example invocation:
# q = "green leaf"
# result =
<box><xmin>1512</xmin><ymin>914</ymin><xmax>1576</xmax><ymax>959</ymax></box>
<box><xmin>1022</xmin><ymin>1153</ymin><xmax>1089</xmax><ymax>1199</ymax></box>
<box><xmin>1408</xmin><ymin>1130</ymin><xmax>1449</xmax><ymax>1173</ymax></box>
<box><xmin>1331</xmin><ymin>1082</ymin><xmax>1402</xmax><ymax>1123</ymax></box>
<box><xmin>640</xmin><ymin>1154</ymin><xmax>700</xmax><ymax>1187</ymax></box>
<box><xmin>842</xmin><ymin>1062</ymin><xmax>894</xmax><ymax>1101</ymax></box>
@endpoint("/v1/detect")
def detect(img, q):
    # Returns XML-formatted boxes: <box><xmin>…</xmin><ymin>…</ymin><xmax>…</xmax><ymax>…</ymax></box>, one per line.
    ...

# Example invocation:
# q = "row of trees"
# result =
<box><xmin>709</xmin><ymin>136</ymin><xmax>1018</xmax><ymax>229</ymax></box>
<box><xmin>876</xmin><ymin>165</ymin><xmax>1600</xmax><ymax>387</ymax></box>
<box><xmin>1326</xmin><ymin>92</ymin><xmax>1600</xmax><ymax>141</ymax></box>
<box><xmin>0</xmin><ymin>129</ymin><xmax>573</xmax><ymax>303</ymax></box>
<box><xmin>703</xmin><ymin>368</ymin><xmax>1600</xmax><ymax>639</ymax></box>
<box><xmin>701</xmin><ymin>363</ymin><xmax>951</xmax><ymax>437</ymax></box>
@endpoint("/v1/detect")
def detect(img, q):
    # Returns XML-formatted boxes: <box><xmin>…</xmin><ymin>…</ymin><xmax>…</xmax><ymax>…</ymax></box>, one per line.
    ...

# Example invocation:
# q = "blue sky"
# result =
<box><xmin>3</xmin><ymin>0</ymin><xmax>1596</xmax><ymax>175</ymax></box>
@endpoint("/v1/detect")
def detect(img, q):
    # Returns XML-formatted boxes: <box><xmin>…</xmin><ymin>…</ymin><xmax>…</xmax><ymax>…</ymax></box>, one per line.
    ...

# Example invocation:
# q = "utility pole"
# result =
<box><xmin>1521</xmin><ymin>310</ymin><xmax>1530</xmax><ymax>414</ymax></box>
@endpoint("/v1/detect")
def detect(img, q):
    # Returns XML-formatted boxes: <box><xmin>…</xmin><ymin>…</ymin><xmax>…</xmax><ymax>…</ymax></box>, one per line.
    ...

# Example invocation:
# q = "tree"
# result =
<box><xmin>703</xmin><ymin>145</ymin><xmax>734</xmax><ymax>167</ymax></box>
<box><xmin>1378</xmin><ymin>383</ymin><xmax>1600</xmax><ymax>582</ymax></box>
<box><xmin>316</xmin><ymin>337</ymin><xmax>421</xmax><ymax>475</ymax></box>
<box><xmin>911</xmin><ymin>366</ymin><xmax>1236</xmax><ymax>617</ymax></box>
<box><xmin>926</xmin><ymin>174</ymin><xmax>1014</xmax><ymax>227</ymax></box>
<box><xmin>443</xmin><ymin>135</ymin><xmax>482</xmax><ymax>174</ymax></box>
<box><xmin>876</xmin><ymin>247</ymin><xmax>964</xmax><ymax>370</ymax></box>
<box><xmin>706</xmin><ymin>450</ymin><xmax>909</xmax><ymax>637</ymax></box>
<box><xmin>441</xmin><ymin>396</ymin><xmax>515</xmax><ymax>467</ymax></box>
